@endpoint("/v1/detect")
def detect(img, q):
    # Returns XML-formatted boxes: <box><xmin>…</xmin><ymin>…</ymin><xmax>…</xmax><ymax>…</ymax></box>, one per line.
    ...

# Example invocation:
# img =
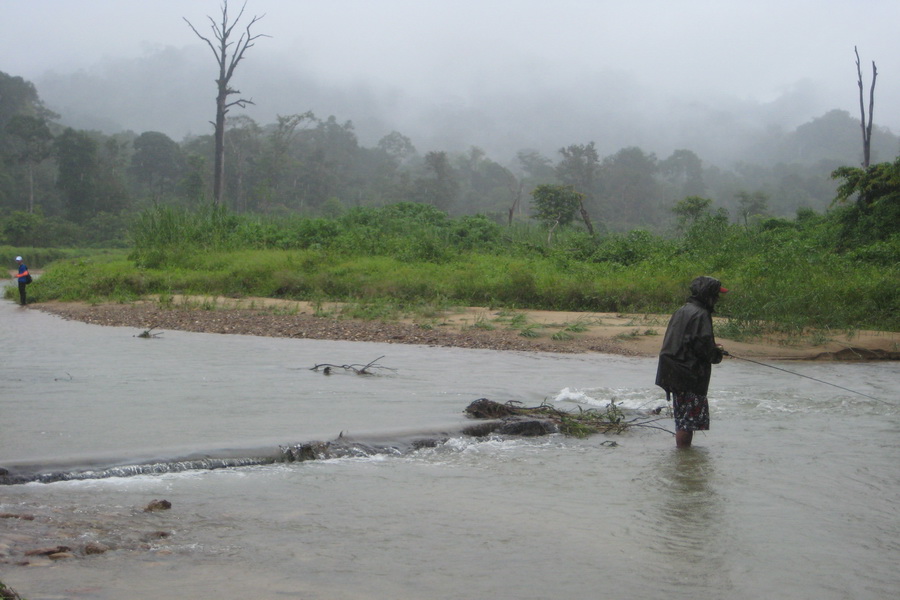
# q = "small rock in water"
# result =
<box><xmin>83</xmin><ymin>542</ymin><xmax>111</xmax><ymax>555</ymax></box>
<box><xmin>143</xmin><ymin>499</ymin><xmax>172</xmax><ymax>512</ymax></box>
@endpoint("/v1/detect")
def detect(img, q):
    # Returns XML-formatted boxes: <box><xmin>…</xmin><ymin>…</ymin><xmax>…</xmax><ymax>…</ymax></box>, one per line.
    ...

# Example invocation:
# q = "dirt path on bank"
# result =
<box><xmin>31</xmin><ymin>296</ymin><xmax>900</xmax><ymax>360</ymax></box>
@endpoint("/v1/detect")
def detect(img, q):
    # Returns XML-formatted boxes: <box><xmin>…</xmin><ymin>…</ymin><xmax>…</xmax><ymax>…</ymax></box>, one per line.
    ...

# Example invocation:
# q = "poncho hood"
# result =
<box><xmin>689</xmin><ymin>276</ymin><xmax>725</xmax><ymax>312</ymax></box>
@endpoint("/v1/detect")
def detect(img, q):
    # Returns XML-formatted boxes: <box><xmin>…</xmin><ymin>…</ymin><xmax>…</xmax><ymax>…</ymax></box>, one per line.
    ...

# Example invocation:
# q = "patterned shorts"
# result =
<box><xmin>672</xmin><ymin>391</ymin><xmax>710</xmax><ymax>431</ymax></box>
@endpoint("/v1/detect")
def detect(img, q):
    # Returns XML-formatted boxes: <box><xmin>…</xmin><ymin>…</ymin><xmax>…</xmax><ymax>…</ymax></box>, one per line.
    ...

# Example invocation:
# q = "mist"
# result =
<box><xmin>3</xmin><ymin>0</ymin><xmax>899</xmax><ymax>166</ymax></box>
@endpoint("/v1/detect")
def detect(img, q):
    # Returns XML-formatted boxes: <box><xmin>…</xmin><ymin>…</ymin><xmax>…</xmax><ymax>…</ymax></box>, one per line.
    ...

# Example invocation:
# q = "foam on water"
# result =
<box><xmin>552</xmin><ymin>385</ymin><xmax>664</xmax><ymax>411</ymax></box>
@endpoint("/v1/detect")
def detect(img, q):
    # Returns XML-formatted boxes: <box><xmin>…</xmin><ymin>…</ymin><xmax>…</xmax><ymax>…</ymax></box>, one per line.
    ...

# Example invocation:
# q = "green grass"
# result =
<box><xmin>11</xmin><ymin>203</ymin><xmax>899</xmax><ymax>334</ymax></box>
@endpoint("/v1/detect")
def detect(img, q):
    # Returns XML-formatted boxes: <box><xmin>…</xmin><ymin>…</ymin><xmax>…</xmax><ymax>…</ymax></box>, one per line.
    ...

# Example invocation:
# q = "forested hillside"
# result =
<box><xmin>1</xmin><ymin>69</ymin><xmax>898</xmax><ymax>248</ymax></box>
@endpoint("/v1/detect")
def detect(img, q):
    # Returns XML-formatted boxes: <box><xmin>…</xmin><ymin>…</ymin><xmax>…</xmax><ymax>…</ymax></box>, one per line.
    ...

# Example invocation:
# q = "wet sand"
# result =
<box><xmin>32</xmin><ymin>296</ymin><xmax>900</xmax><ymax>360</ymax></box>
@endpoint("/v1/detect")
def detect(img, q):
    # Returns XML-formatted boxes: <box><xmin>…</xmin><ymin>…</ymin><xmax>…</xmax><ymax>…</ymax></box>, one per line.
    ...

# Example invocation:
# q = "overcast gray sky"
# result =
<box><xmin>2</xmin><ymin>0</ymin><xmax>898</xmax><ymax>161</ymax></box>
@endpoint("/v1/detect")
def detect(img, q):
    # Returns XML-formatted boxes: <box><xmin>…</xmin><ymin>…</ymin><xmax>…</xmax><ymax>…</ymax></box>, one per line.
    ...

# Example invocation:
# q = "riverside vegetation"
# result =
<box><xmin>10</xmin><ymin>189</ymin><xmax>899</xmax><ymax>338</ymax></box>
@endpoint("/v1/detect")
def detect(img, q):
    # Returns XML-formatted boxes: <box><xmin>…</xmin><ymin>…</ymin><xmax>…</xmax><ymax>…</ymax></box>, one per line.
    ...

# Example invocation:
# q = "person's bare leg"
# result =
<box><xmin>676</xmin><ymin>429</ymin><xmax>693</xmax><ymax>448</ymax></box>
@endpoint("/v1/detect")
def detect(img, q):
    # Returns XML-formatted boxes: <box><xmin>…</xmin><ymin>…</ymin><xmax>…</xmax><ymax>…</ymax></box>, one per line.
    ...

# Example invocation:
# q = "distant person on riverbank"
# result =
<box><xmin>14</xmin><ymin>256</ymin><xmax>30</xmax><ymax>305</ymax></box>
<box><xmin>655</xmin><ymin>276</ymin><xmax>728</xmax><ymax>448</ymax></box>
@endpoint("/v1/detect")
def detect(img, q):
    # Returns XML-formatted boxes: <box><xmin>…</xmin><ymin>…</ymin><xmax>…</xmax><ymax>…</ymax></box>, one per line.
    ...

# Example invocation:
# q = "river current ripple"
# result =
<box><xmin>1</xmin><ymin>297</ymin><xmax>898</xmax><ymax>600</ymax></box>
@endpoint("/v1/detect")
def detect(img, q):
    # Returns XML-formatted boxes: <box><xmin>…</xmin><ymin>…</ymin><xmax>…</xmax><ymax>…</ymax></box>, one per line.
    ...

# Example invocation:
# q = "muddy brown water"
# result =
<box><xmin>1</xmin><ymin>290</ymin><xmax>898</xmax><ymax>600</ymax></box>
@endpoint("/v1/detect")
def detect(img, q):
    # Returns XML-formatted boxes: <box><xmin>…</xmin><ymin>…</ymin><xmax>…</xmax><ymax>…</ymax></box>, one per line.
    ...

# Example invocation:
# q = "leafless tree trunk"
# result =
<box><xmin>547</xmin><ymin>217</ymin><xmax>560</xmax><ymax>244</ymax></box>
<box><xmin>855</xmin><ymin>46</ymin><xmax>877</xmax><ymax>169</ymax></box>
<box><xmin>184</xmin><ymin>1</ymin><xmax>267</xmax><ymax>205</ymax></box>
<box><xmin>506</xmin><ymin>174</ymin><xmax>523</xmax><ymax>227</ymax></box>
<box><xmin>578</xmin><ymin>199</ymin><xmax>595</xmax><ymax>235</ymax></box>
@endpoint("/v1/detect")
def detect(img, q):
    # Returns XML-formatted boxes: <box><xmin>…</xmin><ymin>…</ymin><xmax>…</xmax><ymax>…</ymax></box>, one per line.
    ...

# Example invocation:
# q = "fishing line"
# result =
<box><xmin>723</xmin><ymin>351</ymin><xmax>887</xmax><ymax>403</ymax></box>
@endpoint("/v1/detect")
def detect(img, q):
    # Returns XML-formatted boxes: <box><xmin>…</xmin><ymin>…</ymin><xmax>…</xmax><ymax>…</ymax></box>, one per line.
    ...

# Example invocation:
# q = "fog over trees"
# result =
<box><xmin>1</xmin><ymin>0</ymin><xmax>898</xmax><ymax>249</ymax></box>
<box><xmin>32</xmin><ymin>44</ymin><xmax>899</xmax><ymax>169</ymax></box>
<box><xmin>1</xmin><ymin>54</ymin><xmax>898</xmax><ymax>249</ymax></box>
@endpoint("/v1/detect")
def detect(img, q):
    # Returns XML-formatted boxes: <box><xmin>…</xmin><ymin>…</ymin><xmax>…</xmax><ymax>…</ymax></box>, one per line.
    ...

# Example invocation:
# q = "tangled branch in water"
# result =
<box><xmin>464</xmin><ymin>398</ymin><xmax>674</xmax><ymax>438</ymax></box>
<box><xmin>311</xmin><ymin>355</ymin><xmax>397</xmax><ymax>376</ymax></box>
<box><xmin>135</xmin><ymin>326</ymin><xmax>163</xmax><ymax>338</ymax></box>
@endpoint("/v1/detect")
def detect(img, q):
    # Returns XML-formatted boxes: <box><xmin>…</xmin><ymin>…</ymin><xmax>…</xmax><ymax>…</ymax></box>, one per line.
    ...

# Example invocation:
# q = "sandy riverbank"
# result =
<box><xmin>31</xmin><ymin>296</ymin><xmax>899</xmax><ymax>360</ymax></box>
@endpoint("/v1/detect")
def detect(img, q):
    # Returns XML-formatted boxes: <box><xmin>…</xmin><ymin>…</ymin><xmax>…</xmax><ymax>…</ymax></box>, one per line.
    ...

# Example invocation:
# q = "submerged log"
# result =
<box><xmin>495</xmin><ymin>417</ymin><xmax>559</xmax><ymax>436</ymax></box>
<box><xmin>463</xmin><ymin>401</ymin><xmax>559</xmax><ymax>437</ymax></box>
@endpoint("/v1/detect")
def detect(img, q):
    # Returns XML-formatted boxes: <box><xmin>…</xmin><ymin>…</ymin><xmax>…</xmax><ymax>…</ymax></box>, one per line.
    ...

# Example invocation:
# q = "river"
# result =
<box><xmin>1</xmin><ymin>292</ymin><xmax>898</xmax><ymax>600</ymax></box>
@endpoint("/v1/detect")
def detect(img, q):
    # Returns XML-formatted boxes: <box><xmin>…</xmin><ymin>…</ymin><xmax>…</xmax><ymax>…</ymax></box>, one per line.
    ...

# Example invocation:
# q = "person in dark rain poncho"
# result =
<box><xmin>655</xmin><ymin>276</ymin><xmax>728</xmax><ymax>448</ymax></box>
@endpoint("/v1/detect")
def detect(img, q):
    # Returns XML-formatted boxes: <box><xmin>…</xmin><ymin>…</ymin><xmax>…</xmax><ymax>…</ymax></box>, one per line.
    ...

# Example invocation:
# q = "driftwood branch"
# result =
<box><xmin>311</xmin><ymin>355</ymin><xmax>396</xmax><ymax>375</ymax></box>
<box><xmin>134</xmin><ymin>326</ymin><xmax>163</xmax><ymax>338</ymax></box>
<box><xmin>464</xmin><ymin>398</ymin><xmax>674</xmax><ymax>437</ymax></box>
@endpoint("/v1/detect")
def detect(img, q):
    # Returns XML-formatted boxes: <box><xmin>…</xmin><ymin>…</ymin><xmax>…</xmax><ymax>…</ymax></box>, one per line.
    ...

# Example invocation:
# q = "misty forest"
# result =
<box><xmin>0</xmin><ymin>5</ymin><xmax>898</xmax><ymax>334</ymax></box>
<box><xmin>3</xmin><ymin>66</ymin><xmax>899</xmax><ymax>241</ymax></box>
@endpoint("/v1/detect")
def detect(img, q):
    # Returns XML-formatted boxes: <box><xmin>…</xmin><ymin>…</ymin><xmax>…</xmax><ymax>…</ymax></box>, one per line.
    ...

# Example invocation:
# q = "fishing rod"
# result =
<box><xmin>722</xmin><ymin>350</ymin><xmax>885</xmax><ymax>403</ymax></box>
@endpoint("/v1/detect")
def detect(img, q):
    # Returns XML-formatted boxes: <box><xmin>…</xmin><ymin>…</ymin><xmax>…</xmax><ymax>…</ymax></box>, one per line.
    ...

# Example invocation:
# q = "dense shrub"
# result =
<box><xmin>26</xmin><ymin>198</ymin><xmax>900</xmax><ymax>332</ymax></box>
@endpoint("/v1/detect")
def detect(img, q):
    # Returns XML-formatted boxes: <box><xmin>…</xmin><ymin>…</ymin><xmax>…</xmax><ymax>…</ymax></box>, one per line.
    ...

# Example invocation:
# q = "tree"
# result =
<box><xmin>788</xmin><ymin>110</ymin><xmax>865</xmax><ymax>163</ymax></box>
<box><xmin>832</xmin><ymin>157</ymin><xmax>900</xmax><ymax>209</ymax></box>
<box><xmin>56</xmin><ymin>128</ymin><xmax>98</xmax><ymax>221</ymax></box>
<box><xmin>854</xmin><ymin>46</ymin><xmax>877</xmax><ymax>168</ymax></box>
<box><xmin>660</xmin><ymin>149</ymin><xmax>706</xmax><ymax>197</ymax></box>
<box><xmin>735</xmin><ymin>190</ymin><xmax>769</xmax><ymax>226</ymax></box>
<box><xmin>180</xmin><ymin>153</ymin><xmax>210</xmax><ymax>206</ymax></box>
<box><xmin>599</xmin><ymin>147</ymin><xmax>660</xmax><ymax>229</ymax></box>
<box><xmin>0</xmin><ymin>72</ymin><xmax>58</xmax><ymax>214</ymax></box>
<box><xmin>358</xmin><ymin>132</ymin><xmax>416</xmax><ymax>207</ymax></box>
<box><xmin>531</xmin><ymin>183</ymin><xmax>583</xmax><ymax>242</ymax></box>
<box><xmin>377</xmin><ymin>131</ymin><xmax>417</xmax><ymax>166</ymax></box>
<box><xmin>517</xmin><ymin>149</ymin><xmax>556</xmax><ymax>182</ymax></box>
<box><xmin>0</xmin><ymin>71</ymin><xmax>55</xmax><ymax>128</ymax></box>
<box><xmin>94</xmin><ymin>137</ymin><xmax>131</xmax><ymax>215</ymax></box>
<box><xmin>556</xmin><ymin>143</ymin><xmax>599</xmax><ymax>196</ymax></box>
<box><xmin>184</xmin><ymin>0</ymin><xmax>267</xmax><ymax>205</ymax></box>
<box><xmin>418</xmin><ymin>151</ymin><xmax>459</xmax><ymax>212</ymax></box>
<box><xmin>505</xmin><ymin>173</ymin><xmax>524</xmax><ymax>227</ymax></box>
<box><xmin>56</xmin><ymin>129</ymin><xmax>129</xmax><ymax>221</ymax></box>
<box><xmin>454</xmin><ymin>146</ymin><xmax>518</xmax><ymax>215</ymax></box>
<box><xmin>255</xmin><ymin>112</ymin><xmax>314</xmax><ymax>211</ymax></box>
<box><xmin>556</xmin><ymin>143</ymin><xmax>600</xmax><ymax>234</ymax></box>
<box><xmin>289</xmin><ymin>116</ymin><xmax>362</xmax><ymax>211</ymax></box>
<box><xmin>671</xmin><ymin>196</ymin><xmax>713</xmax><ymax>231</ymax></box>
<box><xmin>224</xmin><ymin>115</ymin><xmax>262</xmax><ymax>211</ymax></box>
<box><xmin>130</xmin><ymin>131</ymin><xmax>185</xmax><ymax>203</ymax></box>
<box><xmin>830</xmin><ymin>156</ymin><xmax>900</xmax><ymax>245</ymax></box>
<box><xmin>1</xmin><ymin>210</ymin><xmax>43</xmax><ymax>246</ymax></box>
<box><xmin>5</xmin><ymin>115</ymin><xmax>53</xmax><ymax>213</ymax></box>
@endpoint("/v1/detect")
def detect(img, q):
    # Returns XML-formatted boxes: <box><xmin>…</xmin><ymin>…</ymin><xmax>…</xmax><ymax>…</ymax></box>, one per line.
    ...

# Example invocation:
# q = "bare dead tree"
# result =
<box><xmin>506</xmin><ymin>173</ymin><xmax>524</xmax><ymax>227</ymax></box>
<box><xmin>184</xmin><ymin>1</ymin><xmax>267</xmax><ymax>205</ymax></box>
<box><xmin>854</xmin><ymin>46</ymin><xmax>877</xmax><ymax>169</ymax></box>
<box><xmin>546</xmin><ymin>215</ymin><xmax>562</xmax><ymax>244</ymax></box>
<box><xmin>578</xmin><ymin>198</ymin><xmax>595</xmax><ymax>236</ymax></box>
